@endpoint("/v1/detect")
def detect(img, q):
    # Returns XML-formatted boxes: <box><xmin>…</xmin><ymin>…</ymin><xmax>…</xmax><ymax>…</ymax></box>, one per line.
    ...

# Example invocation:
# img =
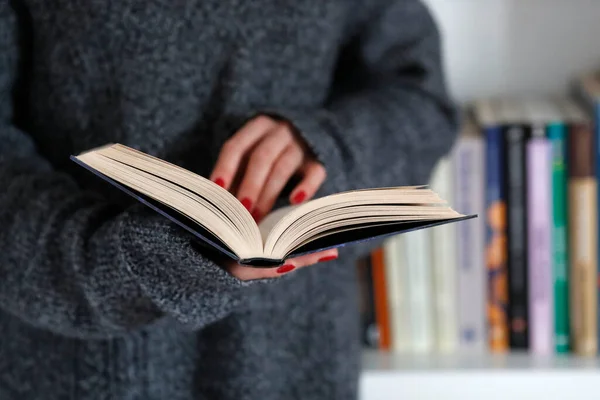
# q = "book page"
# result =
<box><xmin>258</xmin><ymin>205</ymin><xmax>300</xmax><ymax>243</ymax></box>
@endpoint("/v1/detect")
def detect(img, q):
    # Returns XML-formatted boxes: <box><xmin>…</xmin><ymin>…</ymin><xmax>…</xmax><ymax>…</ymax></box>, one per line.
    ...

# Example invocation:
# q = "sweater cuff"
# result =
<box><xmin>117</xmin><ymin>205</ymin><xmax>254</xmax><ymax>330</ymax></box>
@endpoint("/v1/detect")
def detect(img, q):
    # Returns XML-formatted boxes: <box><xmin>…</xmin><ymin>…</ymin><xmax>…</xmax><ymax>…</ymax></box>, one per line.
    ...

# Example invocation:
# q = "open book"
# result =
<box><xmin>71</xmin><ymin>144</ymin><xmax>474</xmax><ymax>266</ymax></box>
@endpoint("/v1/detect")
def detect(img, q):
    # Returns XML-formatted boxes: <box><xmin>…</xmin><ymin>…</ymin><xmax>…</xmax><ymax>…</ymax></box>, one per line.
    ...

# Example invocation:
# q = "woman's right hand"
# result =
<box><xmin>224</xmin><ymin>247</ymin><xmax>339</xmax><ymax>281</ymax></box>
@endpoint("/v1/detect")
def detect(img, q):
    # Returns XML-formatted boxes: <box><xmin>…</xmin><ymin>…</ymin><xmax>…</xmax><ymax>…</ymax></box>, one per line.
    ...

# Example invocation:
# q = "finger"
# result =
<box><xmin>235</xmin><ymin>126</ymin><xmax>293</xmax><ymax>212</ymax></box>
<box><xmin>289</xmin><ymin>161</ymin><xmax>327</xmax><ymax>204</ymax></box>
<box><xmin>209</xmin><ymin>115</ymin><xmax>278</xmax><ymax>189</ymax></box>
<box><xmin>225</xmin><ymin>248</ymin><xmax>339</xmax><ymax>281</ymax></box>
<box><xmin>285</xmin><ymin>248</ymin><xmax>339</xmax><ymax>268</ymax></box>
<box><xmin>226</xmin><ymin>149</ymin><xmax>250</xmax><ymax>196</ymax></box>
<box><xmin>252</xmin><ymin>145</ymin><xmax>303</xmax><ymax>222</ymax></box>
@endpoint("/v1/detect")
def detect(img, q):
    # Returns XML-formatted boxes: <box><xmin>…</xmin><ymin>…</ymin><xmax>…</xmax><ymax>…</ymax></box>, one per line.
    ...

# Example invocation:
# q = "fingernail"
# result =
<box><xmin>291</xmin><ymin>190</ymin><xmax>306</xmax><ymax>204</ymax></box>
<box><xmin>241</xmin><ymin>197</ymin><xmax>253</xmax><ymax>211</ymax></box>
<box><xmin>214</xmin><ymin>177</ymin><xmax>225</xmax><ymax>188</ymax></box>
<box><xmin>318</xmin><ymin>255</ymin><xmax>338</xmax><ymax>263</ymax></box>
<box><xmin>276</xmin><ymin>264</ymin><xmax>295</xmax><ymax>274</ymax></box>
<box><xmin>251</xmin><ymin>210</ymin><xmax>262</xmax><ymax>223</ymax></box>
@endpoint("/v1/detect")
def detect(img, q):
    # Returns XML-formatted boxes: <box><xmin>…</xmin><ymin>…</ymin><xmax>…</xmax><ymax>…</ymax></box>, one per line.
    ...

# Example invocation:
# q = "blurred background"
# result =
<box><xmin>428</xmin><ymin>0</ymin><xmax>600</xmax><ymax>102</ymax></box>
<box><xmin>359</xmin><ymin>1</ymin><xmax>600</xmax><ymax>399</ymax></box>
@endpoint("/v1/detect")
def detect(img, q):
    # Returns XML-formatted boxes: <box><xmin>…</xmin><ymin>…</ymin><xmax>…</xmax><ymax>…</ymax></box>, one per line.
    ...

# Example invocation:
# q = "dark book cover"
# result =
<box><xmin>503</xmin><ymin>123</ymin><xmax>531</xmax><ymax>349</ymax></box>
<box><xmin>484</xmin><ymin>123</ymin><xmax>509</xmax><ymax>352</ymax></box>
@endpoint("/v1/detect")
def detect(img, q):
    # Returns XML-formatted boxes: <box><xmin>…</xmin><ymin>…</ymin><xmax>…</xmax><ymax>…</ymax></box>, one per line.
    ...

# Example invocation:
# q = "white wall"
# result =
<box><xmin>422</xmin><ymin>0</ymin><xmax>600</xmax><ymax>104</ymax></box>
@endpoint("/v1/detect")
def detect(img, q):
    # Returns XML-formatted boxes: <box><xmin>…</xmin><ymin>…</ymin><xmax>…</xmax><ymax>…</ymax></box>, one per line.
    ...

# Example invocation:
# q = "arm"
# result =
<box><xmin>275</xmin><ymin>0</ymin><xmax>459</xmax><ymax>195</ymax></box>
<box><xmin>0</xmin><ymin>1</ymin><xmax>250</xmax><ymax>339</ymax></box>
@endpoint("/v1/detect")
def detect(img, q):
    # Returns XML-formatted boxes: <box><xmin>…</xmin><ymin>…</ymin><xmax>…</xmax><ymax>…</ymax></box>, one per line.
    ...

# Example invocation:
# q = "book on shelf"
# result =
<box><xmin>525</xmin><ymin>102</ymin><xmax>553</xmax><ymax>355</ymax></box>
<box><xmin>357</xmin><ymin>114</ymin><xmax>486</xmax><ymax>355</ymax></box>
<box><xmin>370</xmin><ymin>248</ymin><xmax>392</xmax><ymax>350</ymax></box>
<box><xmin>405</xmin><ymin>227</ymin><xmax>434</xmax><ymax>353</ymax></box>
<box><xmin>546</xmin><ymin>106</ymin><xmax>570</xmax><ymax>354</ymax></box>
<box><xmin>429</xmin><ymin>156</ymin><xmax>459</xmax><ymax>353</ymax></box>
<box><xmin>472</xmin><ymin>97</ymin><xmax>511</xmax><ymax>353</ymax></box>
<box><xmin>71</xmin><ymin>143</ymin><xmax>473</xmax><ymax>266</ymax></box>
<box><xmin>572</xmin><ymin>70</ymin><xmax>600</xmax><ymax>354</ymax></box>
<box><xmin>382</xmin><ymin>235</ymin><xmax>411</xmax><ymax>352</ymax></box>
<box><xmin>472</xmin><ymin>94</ymin><xmax>600</xmax><ymax>356</ymax></box>
<box><xmin>500</xmin><ymin>98</ymin><xmax>531</xmax><ymax>351</ymax></box>
<box><xmin>564</xmin><ymin>96</ymin><xmax>598</xmax><ymax>356</ymax></box>
<box><xmin>360</xmin><ymin>88</ymin><xmax>600</xmax><ymax>357</ymax></box>
<box><xmin>453</xmin><ymin>112</ymin><xmax>486</xmax><ymax>352</ymax></box>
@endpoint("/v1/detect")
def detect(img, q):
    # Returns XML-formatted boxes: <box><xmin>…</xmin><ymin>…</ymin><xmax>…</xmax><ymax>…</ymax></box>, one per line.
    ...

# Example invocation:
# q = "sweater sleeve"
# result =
<box><xmin>0</xmin><ymin>2</ymin><xmax>251</xmax><ymax>339</ymax></box>
<box><xmin>271</xmin><ymin>0</ymin><xmax>459</xmax><ymax>195</ymax></box>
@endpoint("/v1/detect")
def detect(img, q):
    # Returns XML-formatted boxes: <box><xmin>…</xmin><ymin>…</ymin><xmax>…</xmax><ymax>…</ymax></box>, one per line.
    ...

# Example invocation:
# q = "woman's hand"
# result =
<box><xmin>224</xmin><ymin>248</ymin><xmax>339</xmax><ymax>281</ymax></box>
<box><xmin>209</xmin><ymin>115</ymin><xmax>326</xmax><ymax>222</ymax></box>
<box><xmin>209</xmin><ymin>114</ymin><xmax>337</xmax><ymax>280</ymax></box>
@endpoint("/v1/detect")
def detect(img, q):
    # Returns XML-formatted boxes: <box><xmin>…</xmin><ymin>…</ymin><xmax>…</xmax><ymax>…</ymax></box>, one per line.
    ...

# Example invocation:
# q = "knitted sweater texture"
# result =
<box><xmin>0</xmin><ymin>0</ymin><xmax>457</xmax><ymax>398</ymax></box>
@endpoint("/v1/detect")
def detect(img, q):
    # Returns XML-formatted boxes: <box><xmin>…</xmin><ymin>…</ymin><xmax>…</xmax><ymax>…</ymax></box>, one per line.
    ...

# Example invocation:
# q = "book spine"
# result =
<box><xmin>405</xmin><ymin>229</ymin><xmax>434</xmax><ymax>353</ymax></box>
<box><xmin>568</xmin><ymin>121</ymin><xmax>598</xmax><ymax>356</ymax></box>
<box><xmin>454</xmin><ymin>138</ymin><xmax>486</xmax><ymax>352</ymax></box>
<box><xmin>547</xmin><ymin>122</ymin><xmax>570</xmax><ymax>353</ymax></box>
<box><xmin>383</xmin><ymin>235</ymin><xmax>410</xmax><ymax>352</ymax></box>
<box><xmin>429</xmin><ymin>156</ymin><xmax>458</xmax><ymax>353</ymax></box>
<box><xmin>526</xmin><ymin>136</ymin><xmax>553</xmax><ymax>354</ymax></box>
<box><xmin>484</xmin><ymin>125</ymin><xmax>509</xmax><ymax>352</ymax></box>
<box><xmin>570</xmin><ymin>80</ymin><xmax>600</xmax><ymax>350</ymax></box>
<box><xmin>371</xmin><ymin>248</ymin><xmax>391</xmax><ymax>350</ymax></box>
<box><xmin>503</xmin><ymin>124</ymin><xmax>530</xmax><ymax>349</ymax></box>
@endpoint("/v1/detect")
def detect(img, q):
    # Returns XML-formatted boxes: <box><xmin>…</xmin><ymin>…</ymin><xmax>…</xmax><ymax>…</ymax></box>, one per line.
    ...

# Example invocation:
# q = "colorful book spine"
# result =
<box><xmin>569</xmin><ymin>72</ymin><xmax>600</xmax><ymax>350</ymax></box>
<box><xmin>504</xmin><ymin>123</ymin><xmax>530</xmax><ymax>349</ymax></box>
<box><xmin>430</xmin><ymin>156</ymin><xmax>459</xmax><ymax>353</ymax></box>
<box><xmin>547</xmin><ymin>121</ymin><xmax>570</xmax><ymax>353</ymax></box>
<box><xmin>405</xmin><ymin>229</ymin><xmax>434</xmax><ymax>353</ymax></box>
<box><xmin>527</xmin><ymin>134</ymin><xmax>553</xmax><ymax>354</ymax></box>
<box><xmin>371</xmin><ymin>248</ymin><xmax>391</xmax><ymax>350</ymax></box>
<box><xmin>383</xmin><ymin>235</ymin><xmax>410</xmax><ymax>352</ymax></box>
<box><xmin>568</xmin><ymin>120</ymin><xmax>598</xmax><ymax>356</ymax></box>
<box><xmin>484</xmin><ymin>124</ymin><xmax>509</xmax><ymax>352</ymax></box>
<box><xmin>454</xmin><ymin>128</ymin><xmax>486</xmax><ymax>352</ymax></box>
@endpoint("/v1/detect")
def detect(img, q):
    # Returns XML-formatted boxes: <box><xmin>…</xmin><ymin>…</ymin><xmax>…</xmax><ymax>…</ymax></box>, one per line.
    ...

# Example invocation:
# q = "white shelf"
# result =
<box><xmin>359</xmin><ymin>350</ymin><xmax>600</xmax><ymax>400</ymax></box>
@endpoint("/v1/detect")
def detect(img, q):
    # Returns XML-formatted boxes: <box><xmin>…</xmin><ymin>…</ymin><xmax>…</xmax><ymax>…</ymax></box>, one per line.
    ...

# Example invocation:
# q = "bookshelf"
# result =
<box><xmin>357</xmin><ymin>1</ymin><xmax>600</xmax><ymax>399</ymax></box>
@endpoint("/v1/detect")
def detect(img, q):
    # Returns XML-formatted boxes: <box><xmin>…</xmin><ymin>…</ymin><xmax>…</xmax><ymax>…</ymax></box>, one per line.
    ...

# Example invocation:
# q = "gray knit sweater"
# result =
<box><xmin>0</xmin><ymin>0</ymin><xmax>457</xmax><ymax>398</ymax></box>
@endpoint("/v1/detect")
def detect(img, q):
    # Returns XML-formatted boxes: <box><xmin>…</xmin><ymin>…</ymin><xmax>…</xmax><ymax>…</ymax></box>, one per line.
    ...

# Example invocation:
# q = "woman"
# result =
<box><xmin>0</xmin><ymin>0</ymin><xmax>457</xmax><ymax>399</ymax></box>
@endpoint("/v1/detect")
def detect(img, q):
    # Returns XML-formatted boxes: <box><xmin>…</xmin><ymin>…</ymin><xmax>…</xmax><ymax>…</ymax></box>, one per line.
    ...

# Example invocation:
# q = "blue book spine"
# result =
<box><xmin>484</xmin><ymin>125</ymin><xmax>509</xmax><ymax>351</ymax></box>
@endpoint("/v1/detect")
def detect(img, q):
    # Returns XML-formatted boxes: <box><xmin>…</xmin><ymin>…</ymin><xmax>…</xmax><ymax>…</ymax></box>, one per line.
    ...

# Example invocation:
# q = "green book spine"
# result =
<box><xmin>548</xmin><ymin>122</ymin><xmax>569</xmax><ymax>353</ymax></box>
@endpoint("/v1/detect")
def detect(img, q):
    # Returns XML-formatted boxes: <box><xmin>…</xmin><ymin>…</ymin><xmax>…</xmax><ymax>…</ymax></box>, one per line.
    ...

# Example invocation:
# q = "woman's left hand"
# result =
<box><xmin>209</xmin><ymin>115</ymin><xmax>326</xmax><ymax>222</ymax></box>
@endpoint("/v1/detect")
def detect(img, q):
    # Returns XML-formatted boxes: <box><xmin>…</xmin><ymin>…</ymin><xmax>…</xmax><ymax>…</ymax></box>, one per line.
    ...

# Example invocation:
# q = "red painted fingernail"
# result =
<box><xmin>251</xmin><ymin>210</ymin><xmax>262</xmax><ymax>223</ymax></box>
<box><xmin>276</xmin><ymin>264</ymin><xmax>295</xmax><ymax>274</ymax></box>
<box><xmin>318</xmin><ymin>255</ymin><xmax>338</xmax><ymax>263</ymax></box>
<box><xmin>214</xmin><ymin>177</ymin><xmax>225</xmax><ymax>188</ymax></box>
<box><xmin>241</xmin><ymin>197</ymin><xmax>253</xmax><ymax>211</ymax></box>
<box><xmin>292</xmin><ymin>190</ymin><xmax>306</xmax><ymax>204</ymax></box>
